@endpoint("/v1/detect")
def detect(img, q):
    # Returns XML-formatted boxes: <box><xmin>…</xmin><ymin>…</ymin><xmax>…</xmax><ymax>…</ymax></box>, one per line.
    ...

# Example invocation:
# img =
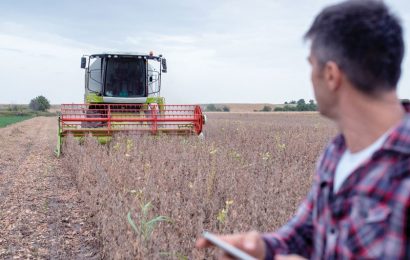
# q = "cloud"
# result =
<box><xmin>0</xmin><ymin>22</ymin><xmax>102</xmax><ymax>104</ymax></box>
<box><xmin>0</xmin><ymin>47</ymin><xmax>23</xmax><ymax>53</ymax></box>
<box><xmin>121</xmin><ymin>25</ymin><xmax>312</xmax><ymax>104</ymax></box>
<box><xmin>0</xmin><ymin>0</ymin><xmax>409</xmax><ymax>104</ymax></box>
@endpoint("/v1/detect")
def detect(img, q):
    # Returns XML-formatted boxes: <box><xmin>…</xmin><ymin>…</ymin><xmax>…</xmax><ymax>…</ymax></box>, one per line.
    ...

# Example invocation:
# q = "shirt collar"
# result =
<box><xmin>382</xmin><ymin>113</ymin><xmax>410</xmax><ymax>155</ymax></box>
<box><xmin>320</xmin><ymin>102</ymin><xmax>410</xmax><ymax>185</ymax></box>
<box><xmin>332</xmin><ymin>102</ymin><xmax>410</xmax><ymax>155</ymax></box>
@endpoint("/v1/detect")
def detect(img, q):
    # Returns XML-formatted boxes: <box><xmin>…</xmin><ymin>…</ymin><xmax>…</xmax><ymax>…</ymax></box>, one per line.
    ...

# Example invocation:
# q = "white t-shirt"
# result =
<box><xmin>333</xmin><ymin>131</ymin><xmax>390</xmax><ymax>193</ymax></box>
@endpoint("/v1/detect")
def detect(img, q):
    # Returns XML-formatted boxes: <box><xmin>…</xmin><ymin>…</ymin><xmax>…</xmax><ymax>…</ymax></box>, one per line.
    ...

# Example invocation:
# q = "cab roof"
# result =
<box><xmin>89</xmin><ymin>52</ymin><xmax>163</xmax><ymax>61</ymax></box>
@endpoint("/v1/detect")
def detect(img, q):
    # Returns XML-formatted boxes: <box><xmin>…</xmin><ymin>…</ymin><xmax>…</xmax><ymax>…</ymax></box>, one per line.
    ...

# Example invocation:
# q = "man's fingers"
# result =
<box><xmin>219</xmin><ymin>253</ymin><xmax>235</xmax><ymax>260</ymax></box>
<box><xmin>195</xmin><ymin>237</ymin><xmax>212</xmax><ymax>248</ymax></box>
<box><xmin>195</xmin><ymin>231</ymin><xmax>265</xmax><ymax>259</ymax></box>
<box><xmin>195</xmin><ymin>233</ymin><xmax>244</xmax><ymax>249</ymax></box>
<box><xmin>276</xmin><ymin>254</ymin><xmax>308</xmax><ymax>260</ymax></box>
<box><xmin>220</xmin><ymin>231</ymin><xmax>262</xmax><ymax>256</ymax></box>
<box><xmin>243</xmin><ymin>231</ymin><xmax>260</xmax><ymax>252</ymax></box>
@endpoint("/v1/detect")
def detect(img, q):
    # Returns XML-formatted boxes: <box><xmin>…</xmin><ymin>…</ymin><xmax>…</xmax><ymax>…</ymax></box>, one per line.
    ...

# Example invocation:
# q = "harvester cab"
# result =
<box><xmin>81</xmin><ymin>52</ymin><xmax>166</xmax><ymax>105</ymax></box>
<box><xmin>56</xmin><ymin>52</ymin><xmax>205</xmax><ymax>156</ymax></box>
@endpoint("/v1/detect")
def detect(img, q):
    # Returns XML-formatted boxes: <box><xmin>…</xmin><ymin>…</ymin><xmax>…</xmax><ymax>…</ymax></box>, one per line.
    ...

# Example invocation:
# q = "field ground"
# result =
<box><xmin>0</xmin><ymin>117</ymin><xmax>99</xmax><ymax>258</ymax></box>
<box><xmin>0</xmin><ymin>112</ymin><xmax>336</xmax><ymax>259</ymax></box>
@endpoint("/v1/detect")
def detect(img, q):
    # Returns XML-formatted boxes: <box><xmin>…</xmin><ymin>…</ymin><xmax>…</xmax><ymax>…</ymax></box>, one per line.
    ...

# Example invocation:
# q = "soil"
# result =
<box><xmin>0</xmin><ymin>117</ymin><xmax>100</xmax><ymax>259</ymax></box>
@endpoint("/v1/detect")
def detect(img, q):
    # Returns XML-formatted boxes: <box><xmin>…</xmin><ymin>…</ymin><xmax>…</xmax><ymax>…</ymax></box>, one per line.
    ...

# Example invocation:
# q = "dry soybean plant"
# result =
<box><xmin>62</xmin><ymin>113</ymin><xmax>336</xmax><ymax>259</ymax></box>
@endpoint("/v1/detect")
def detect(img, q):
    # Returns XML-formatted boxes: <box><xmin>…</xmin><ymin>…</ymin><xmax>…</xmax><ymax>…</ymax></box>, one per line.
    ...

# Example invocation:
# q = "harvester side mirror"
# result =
<box><xmin>81</xmin><ymin>57</ymin><xmax>87</xmax><ymax>69</ymax></box>
<box><xmin>161</xmin><ymin>59</ymin><xmax>167</xmax><ymax>73</ymax></box>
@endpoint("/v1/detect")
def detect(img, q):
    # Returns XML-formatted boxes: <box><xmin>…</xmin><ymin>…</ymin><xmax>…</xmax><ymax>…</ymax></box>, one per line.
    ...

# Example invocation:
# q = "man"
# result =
<box><xmin>197</xmin><ymin>0</ymin><xmax>410</xmax><ymax>259</ymax></box>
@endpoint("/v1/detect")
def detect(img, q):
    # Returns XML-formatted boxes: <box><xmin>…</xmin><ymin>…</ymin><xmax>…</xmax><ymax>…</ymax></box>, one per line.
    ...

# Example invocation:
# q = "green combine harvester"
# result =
<box><xmin>56</xmin><ymin>52</ymin><xmax>205</xmax><ymax>156</ymax></box>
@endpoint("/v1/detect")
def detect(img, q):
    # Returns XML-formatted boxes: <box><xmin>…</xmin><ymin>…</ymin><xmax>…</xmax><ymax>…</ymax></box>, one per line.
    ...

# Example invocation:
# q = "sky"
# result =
<box><xmin>0</xmin><ymin>0</ymin><xmax>409</xmax><ymax>105</ymax></box>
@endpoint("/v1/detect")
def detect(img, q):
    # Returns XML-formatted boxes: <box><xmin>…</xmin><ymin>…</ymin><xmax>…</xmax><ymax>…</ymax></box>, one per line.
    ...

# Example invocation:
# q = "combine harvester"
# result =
<box><xmin>56</xmin><ymin>52</ymin><xmax>205</xmax><ymax>156</ymax></box>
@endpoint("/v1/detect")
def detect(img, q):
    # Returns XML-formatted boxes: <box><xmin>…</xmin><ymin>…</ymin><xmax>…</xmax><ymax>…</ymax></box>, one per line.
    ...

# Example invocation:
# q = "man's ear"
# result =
<box><xmin>324</xmin><ymin>61</ymin><xmax>342</xmax><ymax>92</ymax></box>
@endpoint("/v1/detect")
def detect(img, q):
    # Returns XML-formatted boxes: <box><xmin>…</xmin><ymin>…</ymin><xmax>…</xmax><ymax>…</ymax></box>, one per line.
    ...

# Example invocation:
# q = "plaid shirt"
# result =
<box><xmin>263</xmin><ymin>110</ymin><xmax>410</xmax><ymax>259</ymax></box>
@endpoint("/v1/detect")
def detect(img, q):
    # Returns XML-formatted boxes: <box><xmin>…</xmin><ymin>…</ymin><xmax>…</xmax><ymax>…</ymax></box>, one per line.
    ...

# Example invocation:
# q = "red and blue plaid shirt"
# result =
<box><xmin>263</xmin><ymin>109</ymin><xmax>410</xmax><ymax>259</ymax></box>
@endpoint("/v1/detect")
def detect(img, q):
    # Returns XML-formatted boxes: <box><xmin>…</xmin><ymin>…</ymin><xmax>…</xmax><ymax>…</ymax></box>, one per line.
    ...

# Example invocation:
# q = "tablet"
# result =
<box><xmin>202</xmin><ymin>231</ymin><xmax>257</xmax><ymax>260</ymax></box>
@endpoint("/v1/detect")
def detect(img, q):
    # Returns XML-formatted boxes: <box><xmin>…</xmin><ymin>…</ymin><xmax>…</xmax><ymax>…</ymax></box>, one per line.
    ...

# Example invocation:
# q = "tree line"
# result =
<box><xmin>204</xmin><ymin>104</ymin><xmax>230</xmax><ymax>112</ymax></box>
<box><xmin>274</xmin><ymin>99</ymin><xmax>317</xmax><ymax>111</ymax></box>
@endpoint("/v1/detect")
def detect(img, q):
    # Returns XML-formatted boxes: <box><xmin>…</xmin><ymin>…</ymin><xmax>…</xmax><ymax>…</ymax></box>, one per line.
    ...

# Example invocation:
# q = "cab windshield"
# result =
<box><xmin>104</xmin><ymin>58</ymin><xmax>146</xmax><ymax>97</ymax></box>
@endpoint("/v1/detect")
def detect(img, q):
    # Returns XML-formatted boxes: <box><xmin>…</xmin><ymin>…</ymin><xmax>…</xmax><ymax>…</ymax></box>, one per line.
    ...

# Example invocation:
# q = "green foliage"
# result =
<box><xmin>222</xmin><ymin>106</ymin><xmax>230</xmax><ymax>112</ymax></box>
<box><xmin>216</xmin><ymin>199</ymin><xmax>234</xmax><ymax>225</ymax></box>
<box><xmin>205</xmin><ymin>104</ymin><xmax>229</xmax><ymax>112</ymax></box>
<box><xmin>283</xmin><ymin>105</ymin><xmax>297</xmax><ymax>111</ymax></box>
<box><xmin>0</xmin><ymin>104</ymin><xmax>56</xmax><ymax>118</ymax></box>
<box><xmin>7</xmin><ymin>104</ymin><xmax>24</xmax><ymax>112</ymax></box>
<box><xmin>261</xmin><ymin>105</ymin><xmax>272</xmax><ymax>112</ymax></box>
<box><xmin>0</xmin><ymin>115</ymin><xmax>33</xmax><ymax>128</ymax></box>
<box><xmin>29</xmin><ymin>95</ymin><xmax>50</xmax><ymax>111</ymax></box>
<box><xmin>1</xmin><ymin>104</ymin><xmax>30</xmax><ymax>116</ymax></box>
<box><xmin>275</xmin><ymin>99</ymin><xmax>317</xmax><ymax>112</ymax></box>
<box><xmin>205</xmin><ymin>104</ymin><xmax>218</xmax><ymax>112</ymax></box>
<box><xmin>127</xmin><ymin>201</ymin><xmax>171</xmax><ymax>242</ymax></box>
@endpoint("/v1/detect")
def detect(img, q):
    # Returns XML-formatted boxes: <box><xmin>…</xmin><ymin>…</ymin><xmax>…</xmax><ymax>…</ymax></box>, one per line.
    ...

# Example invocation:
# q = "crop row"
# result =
<box><xmin>62</xmin><ymin>113</ymin><xmax>335</xmax><ymax>259</ymax></box>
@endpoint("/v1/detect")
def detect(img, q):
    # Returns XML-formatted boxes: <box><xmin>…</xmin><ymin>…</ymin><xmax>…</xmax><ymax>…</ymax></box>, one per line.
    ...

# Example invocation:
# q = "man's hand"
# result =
<box><xmin>195</xmin><ymin>231</ymin><xmax>266</xmax><ymax>259</ymax></box>
<box><xmin>275</xmin><ymin>255</ymin><xmax>307</xmax><ymax>260</ymax></box>
<box><xmin>196</xmin><ymin>231</ymin><xmax>308</xmax><ymax>260</ymax></box>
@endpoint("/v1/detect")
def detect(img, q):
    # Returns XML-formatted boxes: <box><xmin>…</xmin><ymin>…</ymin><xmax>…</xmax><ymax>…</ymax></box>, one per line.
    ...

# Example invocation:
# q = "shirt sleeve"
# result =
<box><xmin>262</xmin><ymin>178</ymin><xmax>318</xmax><ymax>259</ymax></box>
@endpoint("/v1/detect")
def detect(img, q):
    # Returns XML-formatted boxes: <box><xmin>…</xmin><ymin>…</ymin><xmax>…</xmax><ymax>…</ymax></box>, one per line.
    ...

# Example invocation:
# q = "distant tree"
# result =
<box><xmin>282</xmin><ymin>105</ymin><xmax>297</xmax><ymax>111</ymax></box>
<box><xmin>284</xmin><ymin>101</ymin><xmax>288</xmax><ymax>104</ymax></box>
<box><xmin>296</xmin><ymin>99</ymin><xmax>307</xmax><ymax>111</ymax></box>
<box><xmin>29</xmin><ymin>95</ymin><xmax>50</xmax><ymax>111</ymax></box>
<box><xmin>222</xmin><ymin>106</ymin><xmax>230</xmax><ymax>112</ymax></box>
<box><xmin>261</xmin><ymin>105</ymin><xmax>272</xmax><ymax>112</ymax></box>
<box><xmin>205</xmin><ymin>104</ymin><xmax>218</xmax><ymax>112</ymax></box>
<box><xmin>277</xmin><ymin>99</ymin><xmax>317</xmax><ymax>112</ymax></box>
<box><xmin>274</xmin><ymin>107</ymin><xmax>284</xmax><ymax>111</ymax></box>
<box><xmin>307</xmin><ymin>99</ymin><xmax>317</xmax><ymax>111</ymax></box>
<box><xmin>8</xmin><ymin>104</ymin><xmax>21</xmax><ymax>112</ymax></box>
<box><xmin>297</xmin><ymin>99</ymin><xmax>306</xmax><ymax>105</ymax></box>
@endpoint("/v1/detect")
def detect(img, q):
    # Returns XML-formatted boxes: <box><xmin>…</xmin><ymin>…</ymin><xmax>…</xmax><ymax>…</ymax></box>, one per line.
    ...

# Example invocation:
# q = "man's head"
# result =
<box><xmin>305</xmin><ymin>0</ymin><xmax>404</xmax><ymax>117</ymax></box>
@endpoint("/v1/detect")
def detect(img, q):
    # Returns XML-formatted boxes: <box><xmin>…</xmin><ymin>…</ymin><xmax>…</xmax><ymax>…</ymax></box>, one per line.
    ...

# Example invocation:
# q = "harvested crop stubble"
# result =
<box><xmin>62</xmin><ymin>113</ymin><xmax>336</xmax><ymax>259</ymax></box>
